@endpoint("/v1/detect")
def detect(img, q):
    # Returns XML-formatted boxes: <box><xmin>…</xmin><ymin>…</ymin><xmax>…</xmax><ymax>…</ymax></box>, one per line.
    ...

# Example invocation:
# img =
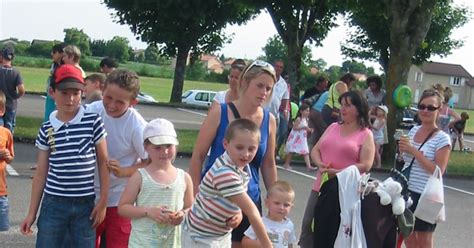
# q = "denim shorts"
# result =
<box><xmin>0</xmin><ymin>196</ymin><xmax>9</xmax><ymax>231</ymax></box>
<box><xmin>36</xmin><ymin>193</ymin><xmax>96</xmax><ymax>248</ymax></box>
<box><xmin>182</xmin><ymin>223</ymin><xmax>231</xmax><ymax>248</ymax></box>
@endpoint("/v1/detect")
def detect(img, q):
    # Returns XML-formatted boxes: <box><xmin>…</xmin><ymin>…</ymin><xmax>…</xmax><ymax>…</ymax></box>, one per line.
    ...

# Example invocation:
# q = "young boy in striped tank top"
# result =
<box><xmin>118</xmin><ymin>118</ymin><xmax>193</xmax><ymax>247</ymax></box>
<box><xmin>183</xmin><ymin>119</ymin><xmax>272</xmax><ymax>248</ymax></box>
<box><xmin>20</xmin><ymin>65</ymin><xmax>109</xmax><ymax>248</ymax></box>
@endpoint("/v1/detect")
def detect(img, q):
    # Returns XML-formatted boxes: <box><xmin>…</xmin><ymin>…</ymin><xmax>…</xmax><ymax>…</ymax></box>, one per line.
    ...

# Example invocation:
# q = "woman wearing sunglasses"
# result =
<box><xmin>399</xmin><ymin>89</ymin><xmax>451</xmax><ymax>248</ymax></box>
<box><xmin>188</xmin><ymin>60</ymin><xmax>278</xmax><ymax>247</ymax></box>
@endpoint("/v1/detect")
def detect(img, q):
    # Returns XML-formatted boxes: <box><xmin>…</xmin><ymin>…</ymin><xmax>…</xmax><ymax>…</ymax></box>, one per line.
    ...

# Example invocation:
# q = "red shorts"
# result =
<box><xmin>95</xmin><ymin>207</ymin><xmax>131</xmax><ymax>248</ymax></box>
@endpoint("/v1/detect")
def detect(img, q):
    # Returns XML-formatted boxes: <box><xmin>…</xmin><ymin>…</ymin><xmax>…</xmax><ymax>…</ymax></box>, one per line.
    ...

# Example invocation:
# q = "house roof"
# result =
<box><xmin>421</xmin><ymin>61</ymin><xmax>472</xmax><ymax>78</ymax></box>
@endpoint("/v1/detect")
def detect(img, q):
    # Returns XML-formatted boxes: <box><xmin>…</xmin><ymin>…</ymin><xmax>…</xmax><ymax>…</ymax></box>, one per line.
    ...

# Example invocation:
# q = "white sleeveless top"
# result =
<box><xmin>129</xmin><ymin>168</ymin><xmax>186</xmax><ymax>248</ymax></box>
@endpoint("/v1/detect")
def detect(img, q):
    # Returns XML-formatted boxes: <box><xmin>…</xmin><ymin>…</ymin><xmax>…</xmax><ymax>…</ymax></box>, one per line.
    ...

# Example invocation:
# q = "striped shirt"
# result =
<box><xmin>186</xmin><ymin>152</ymin><xmax>249</xmax><ymax>237</ymax></box>
<box><xmin>404</xmin><ymin>125</ymin><xmax>451</xmax><ymax>193</ymax></box>
<box><xmin>36</xmin><ymin>106</ymin><xmax>106</xmax><ymax>197</ymax></box>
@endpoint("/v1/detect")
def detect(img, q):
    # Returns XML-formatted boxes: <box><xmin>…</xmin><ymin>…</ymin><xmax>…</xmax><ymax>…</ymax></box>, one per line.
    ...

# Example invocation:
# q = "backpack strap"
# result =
<box><xmin>227</xmin><ymin>102</ymin><xmax>241</xmax><ymax>119</ymax></box>
<box><xmin>402</xmin><ymin>128</ymin><xmax>439</xmax><ymax>174</ymax></box>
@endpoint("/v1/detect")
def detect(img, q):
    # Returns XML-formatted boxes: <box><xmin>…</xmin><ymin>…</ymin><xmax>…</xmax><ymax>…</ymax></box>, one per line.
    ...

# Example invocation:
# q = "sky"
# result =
<box><xmin>1</xmin><ymin>0</ymin><xmax>473</xmax><ymax>74</ymax></box>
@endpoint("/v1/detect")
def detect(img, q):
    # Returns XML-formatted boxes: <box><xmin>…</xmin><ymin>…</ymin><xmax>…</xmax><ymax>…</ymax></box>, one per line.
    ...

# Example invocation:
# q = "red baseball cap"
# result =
<box><xmin>54</xmin><ymin>64</ymin><xmax>85</xmax><ymax>90</ymax></box>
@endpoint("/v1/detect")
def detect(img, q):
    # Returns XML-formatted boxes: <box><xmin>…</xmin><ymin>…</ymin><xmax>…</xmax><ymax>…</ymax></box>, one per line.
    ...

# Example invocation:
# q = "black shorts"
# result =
<box><xmin>231</xmin><ymin>199</ymin><xmax>262</xmax><ymax>242</ymax></box>
<box><xmin>409</xmin><ymin>191</ymin><xmax>437</xmax><ymax>232</ymax></box>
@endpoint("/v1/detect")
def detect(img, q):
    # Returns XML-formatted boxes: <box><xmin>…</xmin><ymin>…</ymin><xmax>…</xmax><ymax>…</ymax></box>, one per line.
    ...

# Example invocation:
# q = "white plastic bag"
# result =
<box><xmin>414</xmin><ymin>166</ymin><xmax>445</xmax><ymax>224</ymax></box>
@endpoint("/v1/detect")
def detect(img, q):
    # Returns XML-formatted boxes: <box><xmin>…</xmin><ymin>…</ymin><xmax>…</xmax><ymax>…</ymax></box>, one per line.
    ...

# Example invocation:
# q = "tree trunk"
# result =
<box><xmin>170</xmin><ymin>45</ymin><xmax>191</xmax><ymax>103</ymax></box>
<box><xmin>286</xmin><ymin>39</ymin><xmax>303</xmax><ymax>101</ymax></box>
<box><xmin>383</xmin><ymin>0</ymin><xmax>436</xmax><ymax>161</ymax></box>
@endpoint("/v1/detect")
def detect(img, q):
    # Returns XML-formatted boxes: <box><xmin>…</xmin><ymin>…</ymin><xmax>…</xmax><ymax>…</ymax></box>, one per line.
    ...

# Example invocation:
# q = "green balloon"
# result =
<box><xmin>393</xmin><ymin>85</ymin><xmax>413</xmax><ymax>108</ymax></box>
<box><xmin>291</xmin><ymin>102</ymin><xmax>299</xmax><ymax>120</ymax></box>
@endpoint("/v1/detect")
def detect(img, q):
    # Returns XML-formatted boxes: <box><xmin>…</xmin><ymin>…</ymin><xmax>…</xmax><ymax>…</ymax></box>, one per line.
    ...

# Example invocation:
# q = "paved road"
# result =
<box><xmin>17</xmin><ymin>94</ymin><xmax>474</xmax><ymax>150</ymax></box>
<box><xmin>17</xmin><ymin>94</ymin><xmax>208</xmax><ymax>130</ymax></box>
<box><xmin>2</xmin><ymin>143</ymin><xmax>473</xmax><ymax>247</ymax></box>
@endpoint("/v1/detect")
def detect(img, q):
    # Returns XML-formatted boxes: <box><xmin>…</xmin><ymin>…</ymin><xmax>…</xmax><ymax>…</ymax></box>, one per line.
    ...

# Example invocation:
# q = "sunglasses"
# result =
<box><xmin>418</xmin><ymin>104</ymin><xmax>439</xmax><ymax>111</ymax></box>
<box><xmin>242</xmin><ymin>60</ymin><xmax>277</xmax><ymax>81</ymax></box>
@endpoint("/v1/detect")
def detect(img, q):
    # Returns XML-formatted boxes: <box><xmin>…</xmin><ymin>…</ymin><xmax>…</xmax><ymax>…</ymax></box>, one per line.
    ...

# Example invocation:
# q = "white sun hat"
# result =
<box><xmin>143</xmin><ymin>118</ymin><xmax>179</xmax><ymax>145</ymax></box>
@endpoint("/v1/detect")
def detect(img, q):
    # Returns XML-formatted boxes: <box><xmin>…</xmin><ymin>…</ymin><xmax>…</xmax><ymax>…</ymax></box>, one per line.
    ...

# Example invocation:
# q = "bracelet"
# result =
<box><xmin>144</xmin><ymin>208</ymin><xmax>148</xmax><ymax>217</ymax></box>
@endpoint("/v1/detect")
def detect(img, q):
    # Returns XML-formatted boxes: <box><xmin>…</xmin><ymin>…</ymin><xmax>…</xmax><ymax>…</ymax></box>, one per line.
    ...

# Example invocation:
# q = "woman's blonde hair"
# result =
<box><xmin>432</xmin><ymin>84</ymin><xmax>451</xmax><ymax>103</ymax></box>
<box><xmin>238</xmin><ymin>60</ymin><xmax>277</xmax><ymax>102</ymax></box>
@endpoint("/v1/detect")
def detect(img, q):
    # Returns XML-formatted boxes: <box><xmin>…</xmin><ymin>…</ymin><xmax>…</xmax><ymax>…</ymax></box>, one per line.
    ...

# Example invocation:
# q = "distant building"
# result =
<box><xmin>0</xmin><ymin>38</ymin><xmax>18</xmax><ymax>47</ymax></box>
<box><xmin>31</xmin><ymin>39</ymin><xmax>53</xmax><ymax>46</ymax></box>
<box><xmin>200</xmin><ymin>54</ymin><xmax>223</xmax><ymax>74</ymax></box>
<box><xmin>407</xmin><ymin>61</ymin><xmax>473</xmax><ymax>109</ymax></box>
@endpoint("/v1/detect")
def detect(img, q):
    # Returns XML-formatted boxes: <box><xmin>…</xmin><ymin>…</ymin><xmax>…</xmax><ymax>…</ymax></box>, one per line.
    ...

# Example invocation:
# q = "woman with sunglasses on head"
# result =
<box><xmin>399</xmin><ymin>89</ymin><xmax>451</xmax><ymax>248</ymax></box>
<box><xmin>299</xmin><ymin>90</ymin><xmax>375</xmax><ymax>247</ymax></box>
<box><xmin>188</xmin><ymin>60</ymin><xmax>278</xmax><ymax>248</ymax></box>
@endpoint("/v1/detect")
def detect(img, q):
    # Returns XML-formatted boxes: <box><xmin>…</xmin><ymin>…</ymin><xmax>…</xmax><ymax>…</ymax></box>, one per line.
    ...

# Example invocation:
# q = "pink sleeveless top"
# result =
<box><xmin>312</xmin><ymin>123</ymin><xmax>370</xmax><ymax>192</ymax></box>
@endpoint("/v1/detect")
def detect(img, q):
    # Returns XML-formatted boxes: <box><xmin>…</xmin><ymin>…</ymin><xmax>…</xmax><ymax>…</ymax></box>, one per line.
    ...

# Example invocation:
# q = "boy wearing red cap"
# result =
<box><xmin>20</xmin><ymin>64</ymin><xmax>109</xmax><ymax>248</ymax></box>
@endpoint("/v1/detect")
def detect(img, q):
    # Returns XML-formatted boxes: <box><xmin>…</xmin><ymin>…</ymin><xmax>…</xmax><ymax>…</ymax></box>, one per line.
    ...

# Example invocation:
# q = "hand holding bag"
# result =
<box><xmin>414</xmin><ymin>166</ymin><xmax>445</xmax><ymax>224</ymax></box>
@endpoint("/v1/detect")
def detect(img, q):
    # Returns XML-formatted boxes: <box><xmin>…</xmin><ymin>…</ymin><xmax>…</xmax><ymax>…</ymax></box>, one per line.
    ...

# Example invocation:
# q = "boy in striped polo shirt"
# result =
<box><xmin>183</xmin><ymin>119</ymin><xmax>272</xmax><ymax>248</ymax></box>
<box><xmin>20</xmin><ymin>64</ymin><xmax>109</xmax><ymax>248</ymax></box>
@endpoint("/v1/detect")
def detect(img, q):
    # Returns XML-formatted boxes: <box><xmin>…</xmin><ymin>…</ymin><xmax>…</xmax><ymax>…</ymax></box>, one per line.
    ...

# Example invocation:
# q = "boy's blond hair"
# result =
<box><xmin>105</xmin><ymin>69</ymin><xmax>140</xmax><ymax>99</ymax></box>
<box><xmin>63</xmin><ymin>45</ymin><xmax>81</xmax><ymax>63</ymax></box>
<box><xmin>267</xmin><ymin>180</ymin><xmax>295</xmax><ymax>202</ymax></box>
<box><xmin>85</xmin><ymin>73</ymin><xmax>106</xmax><ymax>90</ymax></box>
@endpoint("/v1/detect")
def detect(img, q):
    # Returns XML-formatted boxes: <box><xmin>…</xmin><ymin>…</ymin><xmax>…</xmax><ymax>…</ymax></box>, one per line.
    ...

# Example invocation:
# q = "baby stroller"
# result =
<box><xmin>312</xmin><ymin>166</ymin><xmax>403</xmax><ymax>248</ymax></box>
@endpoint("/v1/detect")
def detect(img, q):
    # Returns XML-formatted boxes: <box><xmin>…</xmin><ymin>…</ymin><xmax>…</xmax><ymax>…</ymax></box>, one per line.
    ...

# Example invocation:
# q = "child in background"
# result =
<box><xmin>283</xmin><ymin>103</ymin><xmax>314</xmax><ymax>171</ymax></box>
<box><xmin>451</xmin><ymin>112</ymin><xmax>470</xmax><ymax>151</ymax></box>
<box><xmin>183</xmin><ymin>119</ymin><xmax>272</xmax><ymax>248</ymax></box>
<box><xmin>83</xmin><ymin>74</ymin><xmax>105</xmax><ymax>104</ymax></box>
<box><xmin>0</xmin><ymin>91</ymin><xmax>14</xmax><ymax>232</ymax></box>
<box><xmin>242</xmin><ymin>181</ymin><xmax>297</xmax><ymax>248</ymax></box>
<box><xmin>100</xmin><ymin>57</ymin><xmax>118</xmax><ymax>75</ymax></box>
<box><xmin>62</xmin><ymin>45</ymin><xmax>86</xmax><ymax>78</ymax></box>
<box><xmin>118</xmin><ymin>118</ymin><xmax>193</xmax><ymax>248</ymax></box>
<box><xmin>85</xmin><ymin>69</ymin><xmax>148</xmax><ymax>248</ymax></box>
<box><xmin>371</xmin><ymin>105</ymin><xmax>387</xmax><ymax>168</ymax></box>
<box><xmin>20</xmin><ymin>65</ymin><xmax>109</xmax><ymax>247</ymax></box>
<box><xmin>43</xmin><ymin>43</ymin><xmax>66</xmax><ymax>122</ymax></box>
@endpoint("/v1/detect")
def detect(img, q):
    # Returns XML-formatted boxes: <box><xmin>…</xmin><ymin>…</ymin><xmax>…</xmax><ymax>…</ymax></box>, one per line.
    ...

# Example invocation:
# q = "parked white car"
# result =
<box><xmin>181</xmin><ymin>90</ymin><xmax>216</xmax><ymax>107</ymax></box>
<box><xmin>137</xmin><ymin>91</ymin><xmax>158</xmax><ymax>104</ymax></box>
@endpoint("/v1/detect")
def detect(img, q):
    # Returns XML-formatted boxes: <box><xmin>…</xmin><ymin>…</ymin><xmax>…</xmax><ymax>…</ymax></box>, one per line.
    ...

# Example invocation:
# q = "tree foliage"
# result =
<box><xmin>341</xmin><ymin>60</ymin><xmax>368</xmax><ymax>74</ymax></box>
<box><xmin>342</xmin><ymin>0</ymin><xmax>467</xmax><ymax>159</ymax></box>
<box><xmin>28</xmin><ymin>41</ymin><xmax>55</xmax><ymax>57</ymax></box>
<box><xmin>341</xmin><ymin>0</ymin><xmax>470</xmax><ymax>72</ymax></box>
<box><xmin>90</xmin><ymin>39</ymin><xmax>107</xmax><ymax>57</ymax></box>
<box><xmin>63</xmin><ymin>28</ymin><xmax>91</xmax><ymax>56</ymax></box>
<box><xmin>104</xmin><ymin>0</ymin><xmax>257</xmax><ymax>103</ymax></box>
<box><xmin>105</xmin><ymin>36</ymin><xmax>130</xmax><ymax>62</ymax></box>
<box><xmin>260</xmin><ymin>0</ymin><xmax>338</xmax><ymax>95</ymax></box>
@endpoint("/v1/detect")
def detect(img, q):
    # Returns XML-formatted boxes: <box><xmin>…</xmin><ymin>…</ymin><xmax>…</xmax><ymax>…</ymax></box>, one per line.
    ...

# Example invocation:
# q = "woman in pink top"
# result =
<box><xmin>298</xmin><ymin>90</ymin><xmax>375</xmax><ymax>248</ymax></box>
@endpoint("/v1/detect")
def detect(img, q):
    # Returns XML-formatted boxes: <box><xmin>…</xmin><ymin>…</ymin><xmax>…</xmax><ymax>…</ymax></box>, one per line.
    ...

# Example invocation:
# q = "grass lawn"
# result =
<box><xmin>17</xmin><ymin>66</ymin><xmax>228</xmax><ymax>103</ymax></box>
<box><xmin>15</xmin><ymin>116</ymin><xmax>474</xmax><ymax>177</ymax></box>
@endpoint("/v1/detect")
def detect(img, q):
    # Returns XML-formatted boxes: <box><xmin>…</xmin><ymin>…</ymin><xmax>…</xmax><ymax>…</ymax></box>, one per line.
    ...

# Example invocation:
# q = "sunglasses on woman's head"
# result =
<box><xmin>242</xmin><ymin>60</ymin><xmax>276</xmax><ymax>81</ymax></box>
<box><xmin>417</xmin><ymin>104</ymin><xmax>439</xmax><ymax>111</ymax></box>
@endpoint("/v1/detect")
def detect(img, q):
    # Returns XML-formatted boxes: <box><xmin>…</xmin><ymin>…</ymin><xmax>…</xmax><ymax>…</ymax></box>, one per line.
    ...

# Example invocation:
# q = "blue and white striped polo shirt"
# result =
<box><xmin>36</xmin><ymin>106</ymin><xmax>107</xmax><ymax>197</ymax></box>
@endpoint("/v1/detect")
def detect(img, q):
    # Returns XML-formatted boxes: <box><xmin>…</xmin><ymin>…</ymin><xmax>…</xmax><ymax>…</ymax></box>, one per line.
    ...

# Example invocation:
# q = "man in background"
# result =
<box><xmin>0</xmin><ymin>47</ymin><xmax>25</xmax><ymax>133</ymax></box>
